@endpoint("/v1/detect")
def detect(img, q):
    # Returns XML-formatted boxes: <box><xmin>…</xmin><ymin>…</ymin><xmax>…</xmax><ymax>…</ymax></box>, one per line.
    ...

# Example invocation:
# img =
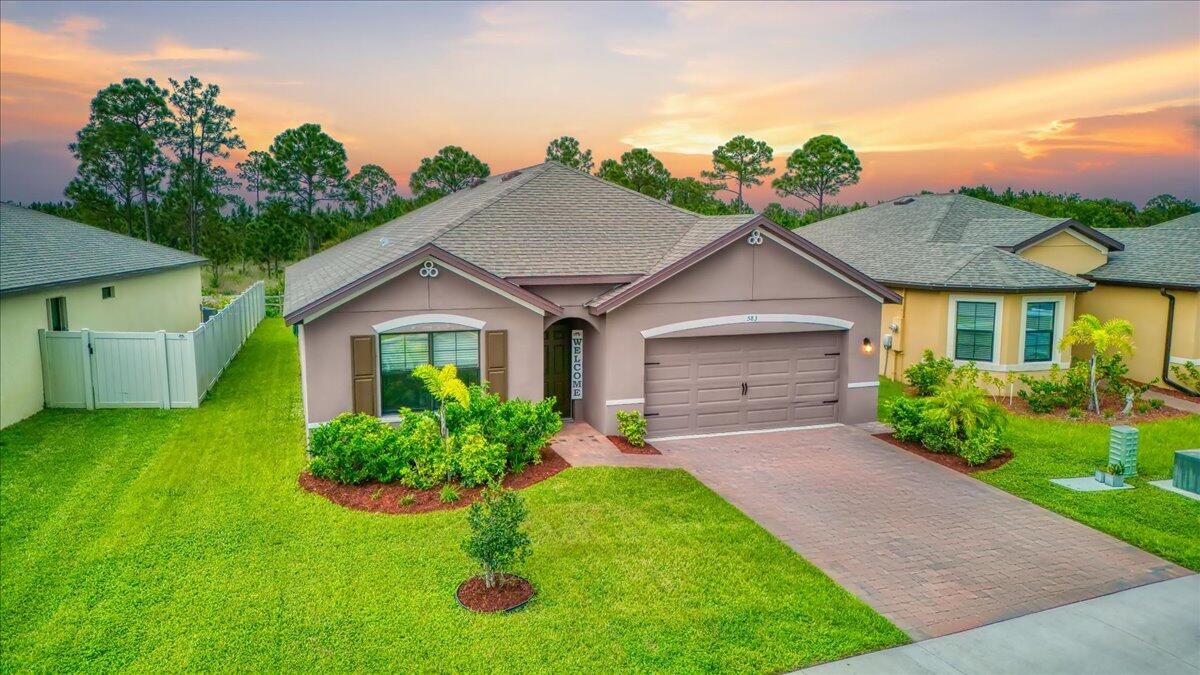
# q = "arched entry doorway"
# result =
<box><xmin>544</xmin><ymin>318</ymin><xmax>588</xmax><ymax>418</ymax></box>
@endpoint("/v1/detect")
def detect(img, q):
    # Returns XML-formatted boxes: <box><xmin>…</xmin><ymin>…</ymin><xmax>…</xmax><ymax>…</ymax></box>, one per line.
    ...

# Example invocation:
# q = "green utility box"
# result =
<box><xmin>1108</xmin><ymin>425</ymin><xmax>1138</xmax><ymax>477</ymax></box>
<box><xmin>1172</xmin><ymin>450</ymin><xmax>1200</xmax><ymax>495</ymax></box>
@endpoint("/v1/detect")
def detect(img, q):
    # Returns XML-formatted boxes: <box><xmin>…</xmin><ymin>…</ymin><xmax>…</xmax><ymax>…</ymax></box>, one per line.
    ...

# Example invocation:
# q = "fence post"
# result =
<box><xmin>156</xmin><ymin>330</ymin><xmax>171</xmax><ymax>409</ymax></box>
<box><xmin>80</xmin><ymin>329</ymin><xmax>95</xmax><ymax>410</ymax></box>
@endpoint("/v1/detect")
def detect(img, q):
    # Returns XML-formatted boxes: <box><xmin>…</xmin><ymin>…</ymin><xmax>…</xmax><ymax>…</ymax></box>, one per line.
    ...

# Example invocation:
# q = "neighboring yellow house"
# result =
<box><xmin>0</xmin><ymin>204</ymin><xmax>206</xmax><ymax>428</ymax></box>
<box><xmin>797</xmin><ymin>194</ymin><xmax>1196</xmax><ymax>395</ymax></box>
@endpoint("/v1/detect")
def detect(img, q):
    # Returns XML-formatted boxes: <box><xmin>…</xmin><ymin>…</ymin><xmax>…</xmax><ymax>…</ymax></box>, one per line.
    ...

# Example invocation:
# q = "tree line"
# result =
<box><xmin>24</xmin><ymin>75</ymin><xmax>1193</xmax><ymax>290</ymax></box>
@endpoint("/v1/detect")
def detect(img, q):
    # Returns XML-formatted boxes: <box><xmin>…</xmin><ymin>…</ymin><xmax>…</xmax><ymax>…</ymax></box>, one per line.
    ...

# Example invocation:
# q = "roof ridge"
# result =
<box><xmin>431</xmin><ymin>163</ymin><xmax>552</xmax><ymax>244</ymax></box>
<box><xmin>941</xmin><ymin>246</ymin><xmax>992</xmax><ymax>284</ymax></box>
<box><xmin>546</xmin><ymin>160</ymin><xmax>706</xmax><ymax>219</ymax></box>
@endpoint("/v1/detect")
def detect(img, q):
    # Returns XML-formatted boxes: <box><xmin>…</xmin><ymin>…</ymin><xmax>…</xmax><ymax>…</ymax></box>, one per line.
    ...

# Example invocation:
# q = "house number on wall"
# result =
<box><xmin>570</xmin><ymin>330</ymin><xmax>583</xmax><ymax>400</ymax></box>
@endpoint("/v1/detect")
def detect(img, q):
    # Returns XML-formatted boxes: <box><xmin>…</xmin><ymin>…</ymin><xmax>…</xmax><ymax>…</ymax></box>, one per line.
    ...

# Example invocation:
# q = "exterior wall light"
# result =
<box><xmin>862</xmin><ymin>337</ymin><xmax>874</xmax><ymax>354</ymax></box>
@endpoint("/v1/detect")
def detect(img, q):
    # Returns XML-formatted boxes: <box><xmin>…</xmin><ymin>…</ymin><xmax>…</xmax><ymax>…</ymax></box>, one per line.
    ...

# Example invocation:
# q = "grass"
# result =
<box><xmin>879</xmin><ymin>377</ymin><xmax>1200</xmax><ymax>571</ymax></box>
<box><xmin>0</xmin><ymin>320</ymin><xmax>907</xmax><ymax>672</ymax></box>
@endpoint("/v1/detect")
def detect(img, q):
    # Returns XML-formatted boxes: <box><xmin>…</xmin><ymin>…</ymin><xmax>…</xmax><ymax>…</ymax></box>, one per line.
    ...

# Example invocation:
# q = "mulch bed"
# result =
<box><xmin>298</xmin><ymin>446</ymin><xmax>569</xmax><ymax>515</ymax></box>
<box><xmin>999</xmin><ymin>390</ymin><xmax>1188</xmax><ymax>423</ymax></box>
<box><xmin>456</xmin><ymin>574</ymin><xmax>534</xmax><ymax>613</ymax></box>
<box><xmin>606</xmin><ymin>435</ymin><xmax>661</xmax><ymax>455</ymax></box>
<box><xmin>1152</xmin><ymin>385</ymin><xmax>1200</xmax><ymax>406</ymax></box>
<box><xmin>874</xmin><ymin>433</ymin><xmax>1013</xmax><ymax>474</ymax></box>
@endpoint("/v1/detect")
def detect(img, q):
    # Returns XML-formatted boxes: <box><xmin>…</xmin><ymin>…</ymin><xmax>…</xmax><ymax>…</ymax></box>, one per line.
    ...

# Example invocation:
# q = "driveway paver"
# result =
<box><xmin>653</xmin><ymin>425</ymin><xmax>1192</xmax><ymax>640</ymax></box>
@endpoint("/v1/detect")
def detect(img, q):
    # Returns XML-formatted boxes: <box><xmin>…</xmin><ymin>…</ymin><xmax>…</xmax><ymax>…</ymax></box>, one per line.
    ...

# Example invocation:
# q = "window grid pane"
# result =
<box><xmin>954</xmin><ymin>301</ymin><xmax>996</xmax><ymax>362</ymax></box>
<box><xmin>380</xmin><ymin>330</ymin><xmax>480</xmax><ymax>414</ymax></box>
<box><xmin>1023</xmin><ymin>301</ymin><xmax>1056</xmax><ymax>362</ymax></box>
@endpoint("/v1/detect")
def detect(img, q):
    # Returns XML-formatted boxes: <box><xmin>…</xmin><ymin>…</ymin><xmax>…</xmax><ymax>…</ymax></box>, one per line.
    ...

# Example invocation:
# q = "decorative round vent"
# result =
<box><xmin>747</xmin><ymin>229</ymin><xmax>764</xmax><ymax>245</ymax></box>
<box><xmin>418</xmin><ymin>260</ymin><xmax>439</xmax><ymax>278</ymax></box>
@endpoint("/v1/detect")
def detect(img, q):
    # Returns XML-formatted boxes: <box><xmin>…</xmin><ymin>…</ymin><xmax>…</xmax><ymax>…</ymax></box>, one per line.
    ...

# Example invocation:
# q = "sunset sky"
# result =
<box><xmin>2</xmin><ymin>1</ymin><xmax>1198</xmax><ymax>210</ymax></box>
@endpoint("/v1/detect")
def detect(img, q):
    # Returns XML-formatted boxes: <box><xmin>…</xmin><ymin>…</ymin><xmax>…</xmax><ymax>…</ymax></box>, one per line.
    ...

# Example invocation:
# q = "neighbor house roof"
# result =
<box><xmin>0</xmin><ymin>203</ymin><xmax>206</xmax><ymax>296</ymax></box>
<box><xmin>284</xmin><ymin>162</ymin><xmax>897</xmax><ymax>323</ymax></box>
<box><xmin>1084</xmin><ymin>213</ymin><xmax>1200</xmax><ymax>290</ymax></box>
<box><xmin>797</xmin><ymin>193</ymin><xmax>1109</xmax><ymax>292</ymax></box>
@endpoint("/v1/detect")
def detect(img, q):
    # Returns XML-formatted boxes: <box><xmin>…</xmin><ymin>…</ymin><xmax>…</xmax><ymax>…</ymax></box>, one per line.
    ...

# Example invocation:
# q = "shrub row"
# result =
<box><xmin>887</xmin><ymin>382</ymin><xmax>1007</xmax><ymax>466</ymax></box>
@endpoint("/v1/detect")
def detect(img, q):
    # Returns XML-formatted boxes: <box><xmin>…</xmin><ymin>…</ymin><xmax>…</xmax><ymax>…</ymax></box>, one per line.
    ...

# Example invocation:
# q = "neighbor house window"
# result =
<box><xmin>379</xmin><ymin>331</ymin><xmax>479</xmax><ymax>414</ymax></box>
<box><xmin>46</xmin><ymin>297</ymin><xmax>68</xmax><ymax>331</ymax></box>
<box><xmin>1023</xmin><ymin>301</ymin><xmax>1056</xmax><ymax>362</ymax></box>
<box><xmin>101</xmin><ymin>285</ymin><xmax>115</xmax><ymax>299</ymax></box>
<box><xmin>953</xmin><ymin>301</ymin><xmax>996</xmax><ymax>362</ymax></box>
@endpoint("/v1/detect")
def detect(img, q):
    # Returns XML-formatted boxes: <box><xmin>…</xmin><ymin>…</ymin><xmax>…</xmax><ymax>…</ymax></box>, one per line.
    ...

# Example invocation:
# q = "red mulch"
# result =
<box><xmin>1152</xmin><ymin>385</ymin><xmax>1200</xmax><ymax>405</ymax></box>
<box><xmin>298</xmin><ymin>446</ymin><xmax>569</xmax><ymax>515</ymax></box>
<box><xmin>999</xmin><ymin>390</ymin><xmax>1188</xmax><ymax>423</ymax></box>
<box><xmin>874</xmin><ymin>433</ymin><xmax>1013</xmax><ymax>474</ymax></box>
<box><xmin>606</xmin><ymin>435</ymin><xmax>661</xmax><ymax>455</ymax></box>
<box><xmin>456</xmin><ymin>574</ymin><xmax>534</xmax><ymax>613</ymax></box>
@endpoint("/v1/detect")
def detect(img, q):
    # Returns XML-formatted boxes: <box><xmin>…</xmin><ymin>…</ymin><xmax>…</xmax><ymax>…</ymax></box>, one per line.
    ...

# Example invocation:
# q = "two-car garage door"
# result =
<box><xmin>643</xmin><ymin>331</ymin><xmax>842</xmax><ymax>438</ymax></box>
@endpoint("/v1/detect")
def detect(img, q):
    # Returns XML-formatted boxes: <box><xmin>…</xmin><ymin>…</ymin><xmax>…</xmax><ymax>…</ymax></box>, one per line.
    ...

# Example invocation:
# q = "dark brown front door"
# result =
<box><xmin>544</xmin><ymin>324</ymin><xmax>572</xmax><ymax>416</ymax></box>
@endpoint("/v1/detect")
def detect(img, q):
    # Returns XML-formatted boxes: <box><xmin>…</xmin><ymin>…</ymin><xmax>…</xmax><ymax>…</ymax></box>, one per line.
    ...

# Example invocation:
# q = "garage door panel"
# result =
<box><xmin>645</xmin><ymin>331</ymin><xmax>842</xmax><ymax>437</ymax></box>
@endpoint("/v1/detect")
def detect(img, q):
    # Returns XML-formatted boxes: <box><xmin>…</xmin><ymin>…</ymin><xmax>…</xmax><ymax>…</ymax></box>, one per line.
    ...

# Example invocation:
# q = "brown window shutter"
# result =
<box><xmin>485</xmin><ymin>330</ymin><xmax>508</xmax><ymax>401</ymax></box>
<box><xmin>350</xmin><ymin>335</ymin><xmax>376</xmax><ymax>414</ymax></box>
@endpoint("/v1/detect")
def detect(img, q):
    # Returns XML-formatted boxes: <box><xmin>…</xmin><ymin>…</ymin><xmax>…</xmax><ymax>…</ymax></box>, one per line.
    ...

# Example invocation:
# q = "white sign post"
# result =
<box><xmin>570</xmin><ymin>329</ymin><xmax>583</xmax><ymax>400</ymax></box>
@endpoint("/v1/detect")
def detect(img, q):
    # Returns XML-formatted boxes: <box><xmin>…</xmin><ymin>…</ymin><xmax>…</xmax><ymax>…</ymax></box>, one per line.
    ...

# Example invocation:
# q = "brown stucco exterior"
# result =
<box><xmin>297</xmin><ymin>235</ymin><xmax>887</xmax><ymax>436</ymax></box>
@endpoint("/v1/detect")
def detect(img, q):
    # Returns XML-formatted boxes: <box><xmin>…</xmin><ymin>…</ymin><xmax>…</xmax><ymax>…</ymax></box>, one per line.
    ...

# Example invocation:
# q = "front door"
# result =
<box><xmin>544</xmin><ymin>324</ymin><xmax>572</xmax><ymax>416</ymax></box>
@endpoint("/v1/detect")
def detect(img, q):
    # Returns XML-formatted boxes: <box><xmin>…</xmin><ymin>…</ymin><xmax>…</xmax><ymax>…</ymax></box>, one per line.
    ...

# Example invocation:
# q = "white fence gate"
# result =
<box><xmin>40</xmin><ymin>281</ymin><xmax>266</xmax><ymax>410</ymax></box>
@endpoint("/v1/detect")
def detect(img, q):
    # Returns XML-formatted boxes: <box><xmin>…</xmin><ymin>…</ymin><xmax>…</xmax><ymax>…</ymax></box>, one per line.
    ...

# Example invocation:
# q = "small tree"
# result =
<box><xmin>412</xmin><ymin>363</ymin><xmax>470</xmax><ymax>437</ymax></box>
<box><xmin>545</xmin><ymin>136</ymin><xmax>594</xmax><ymax>173</ymax></box>
<box><xmin>772</xmin><ymin>135</ymin><xmax>862</xmax><ymax>219</ymax></box>
<box><xmin>1060</xmin><ymin>314</ymin><xmax>1134</xmax><ymax>413</ymax></box>
<box><xmin>409</xmin><ymin>145</ymin><xmax>490</xmax><ymax>197</ymax></box>
<box><xmin>701</xmin><ymin>134</ymin><xmax>775</xmax><ymax>208</ymax></box>
<box><xmin>462</xmin><ymin>484</ymin><xmax>531</xmax><ymax>589</ymax></box>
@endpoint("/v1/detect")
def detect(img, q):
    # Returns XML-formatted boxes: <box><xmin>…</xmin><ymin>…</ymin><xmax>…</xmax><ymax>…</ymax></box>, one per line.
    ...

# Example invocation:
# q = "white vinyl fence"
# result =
<box><xmin>40</xmin><ymin>281</ymin><xmax>266</xmax><ymax>410</ymax></box>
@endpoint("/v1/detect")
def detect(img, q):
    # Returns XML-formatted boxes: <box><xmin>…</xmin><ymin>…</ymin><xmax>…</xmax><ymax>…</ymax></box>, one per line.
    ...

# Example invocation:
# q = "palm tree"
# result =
<box><xmin>412</xmin><ymin>364</ymin><xmax>470</xmax><ymax>437</ymax></box>
<box><xmin>924</xmin><ymin>381</ymin><xmax>1007</xmax><ymax>441</ymax></box>
<box><xmin>1060</xmin><ymin>314</ymin><xmax>1134</xmax><ymax>413</ymax></box>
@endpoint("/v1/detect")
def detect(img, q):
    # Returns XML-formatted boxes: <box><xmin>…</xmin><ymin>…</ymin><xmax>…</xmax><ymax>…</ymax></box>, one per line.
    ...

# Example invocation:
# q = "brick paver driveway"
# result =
<box><xmin>654</xmin><ymin>425</ymin><xmax>1191</xmax><ymax>640</ymax></box>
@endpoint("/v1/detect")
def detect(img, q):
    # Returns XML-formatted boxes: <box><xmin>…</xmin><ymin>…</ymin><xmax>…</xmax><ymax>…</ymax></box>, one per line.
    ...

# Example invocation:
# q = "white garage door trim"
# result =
<box><xmin>648</xmin><ymin>422</ymin><xmax>843</xmax><ymax>443</ymax></box>
<box><xmin>641</xmin><ymin>314</ymin><xmax>853</xmax><ymax>339</ymax></box>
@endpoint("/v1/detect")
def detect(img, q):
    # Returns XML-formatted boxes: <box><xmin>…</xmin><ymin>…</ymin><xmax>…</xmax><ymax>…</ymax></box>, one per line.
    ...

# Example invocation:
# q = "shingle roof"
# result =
<box><xmin>1085</xmin><ymin>213</ymin><xmax>1200</xmax><ymax>289</ymax></box>
<box><xmin>0</xmin><ymin>203</ymin><xmax>206</xmax><ymax>296</ymax></box>
<box><xmin>285</xmin><ymin>162</ymin><xmax>758</xmax><ymax>318</ymax></box>
<box><xmin>797</xmin><ymin>194</ymin><xmax>1094</xmax><ymax>291</ymax></box>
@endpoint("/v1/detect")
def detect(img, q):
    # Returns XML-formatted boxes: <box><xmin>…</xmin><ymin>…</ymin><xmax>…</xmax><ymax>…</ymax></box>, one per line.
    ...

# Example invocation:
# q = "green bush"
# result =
<box><xmin>447</xmin><ymin>385</ymin><xmax>561</xmax><ymax>471</ymax></box>
<box><xmin>1172</xmin><ymin>361</ymin><xmax>1200</xmax><ymax>391</ymax></box>
<box><xmin>453</xmin><ymin>424</ymin><xmax>508</xmax><ymax>487</ymax></box>
<box><xmin>909</xmin><ymin>381</ymin><xmax>1007</xmax><ymax>461</ymax></box>
<box><xmin>393</xmin><ymin>412</ymin><xmax>447</xmax><ymax>489</ymax></box>
<box><xmin>616</xmin><ymin>410</ymin><xmax>647</xmax><ymax>447</ymax></box>
<box><xmin>917</xmin><ymin>415</ymin><xmax>960</xmax><ymax>454</ymax></box>
<box><xmin>885</xmin><ymin>396</ymin><xmax>928</xmax><ymax>443</ymax></box>
<box><xmin>1018</xmin><ymin>362</ymin><xmax>1088</xmax><ymax>413</ymax></box>
<box><xmin>461</xmin><ymin>485</ymin><xmax>531</xmax><ymax>589</ymax></box>
<box><xmin>308</xmin><ymin>413</ymin><xmax>399</xmax><ymax>484</ymax></box>
<box><xmin>439</xmin><ymin>484</ymin><xmax>461</xmax><ymax>503</ymax></box>
<box><xmin>905</xmin><ymin>349</ymin><xmax>953</xmax><ymax>396</ymax></box>
<box><xmin>960</xmin><ymin>427</ymin><xmax>1003</xmax><ymax>466</ymax></box>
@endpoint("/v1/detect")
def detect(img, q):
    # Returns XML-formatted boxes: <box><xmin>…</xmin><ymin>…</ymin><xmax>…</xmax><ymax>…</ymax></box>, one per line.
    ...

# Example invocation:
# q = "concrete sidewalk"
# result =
<box><xmin>802</xmin><ymin>575</ymin><xmax>1199</xmax><ymax>674</ymax></box>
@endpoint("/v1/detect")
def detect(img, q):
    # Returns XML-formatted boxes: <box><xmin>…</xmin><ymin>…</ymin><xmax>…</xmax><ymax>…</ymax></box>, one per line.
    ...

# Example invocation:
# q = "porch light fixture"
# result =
<box><xmin>862</xmin><ymin>337</ymin><xmax>873</xmax><ymax>354</ymax></box>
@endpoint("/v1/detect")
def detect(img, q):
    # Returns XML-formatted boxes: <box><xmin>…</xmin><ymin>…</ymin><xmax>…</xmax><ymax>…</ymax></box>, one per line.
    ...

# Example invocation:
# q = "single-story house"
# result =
<box><xmin>1078</xmin><ymin>214</ymin><xmax>1199</xmax><ymax>388</ymax></box>
<box><xmin>0</xmin><ymin>204</ymin><xmax>206</xmax><ymax>428</ymax></box>
<box><xmin>799</xmin><ymin>196</ymin><xmax>1198</xmax><ymax>390</ymax></box>
<box><xmin>285</xmin><ymin>162</ymin><xmax>900</xmax><ymax>439</ymax></box>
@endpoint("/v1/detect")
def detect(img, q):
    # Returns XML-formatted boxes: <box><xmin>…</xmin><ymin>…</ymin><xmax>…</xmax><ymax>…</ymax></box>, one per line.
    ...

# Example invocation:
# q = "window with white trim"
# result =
<box><xmin>379</xmin><ymin>331</ymin><xmax>479</xmax><ymax>414</ymax></box>
<box><xmin>1022</xmin><ymin>301</ymin><xmax>1056</xmax><ymax>362</ymax></box>
<box><xmin>953</xmin><ymin>301</ymin><xmax>996</xmax><ymax>362</ymax></box>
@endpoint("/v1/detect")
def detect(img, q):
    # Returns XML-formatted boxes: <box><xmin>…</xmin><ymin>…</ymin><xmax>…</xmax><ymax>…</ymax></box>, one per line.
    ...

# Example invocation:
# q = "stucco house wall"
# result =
<box><xmin>0</xmin><ymin>266</ymin><xmax>203</xmax><ymax>428</ymax></box>
<box><xmin>1018</xmin><ymin>230</ymin><xmax>1108</xmax><ymax>275</ymax></box>
<box><xmin>1076</xmin><ymin>285</ymin><xmax>1199</xmax><ymax>383</ymax></box>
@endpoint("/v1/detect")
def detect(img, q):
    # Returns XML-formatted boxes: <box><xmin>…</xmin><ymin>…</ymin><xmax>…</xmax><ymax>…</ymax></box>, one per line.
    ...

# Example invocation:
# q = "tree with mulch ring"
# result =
<box><xmin>875</xmin><ymin>433</ymin><xmax>1013</xmax><ymax>474</ymax></box>
<box><xmin>457</xmin><ymin>484</ymin><xmax>534</xmax><ymax>613</ymax></box>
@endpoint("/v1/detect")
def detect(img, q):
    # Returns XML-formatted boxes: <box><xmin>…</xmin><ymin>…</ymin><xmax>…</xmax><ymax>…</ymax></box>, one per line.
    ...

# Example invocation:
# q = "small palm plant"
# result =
<box><xmin>1059</xmin><ymin>315</ymin><xmax>1134</xmax><ymax>413</ymax></box>
<box><xmin>923</xmin><ymin>381</ymin><xmax>1007</xmax><ymax>441</ymax></box>
<box><xmin>412</xmin><ymin>363</ymin><xmax>470</xmax><ymax>437</ymax></box>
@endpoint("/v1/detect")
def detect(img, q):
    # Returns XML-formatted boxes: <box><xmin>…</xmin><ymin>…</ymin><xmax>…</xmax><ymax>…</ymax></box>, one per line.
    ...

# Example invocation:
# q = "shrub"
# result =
<box><xmin>1172</xmin><ymin>362</ymin><xmax>1200</xmax><ymax>391</ymax></box>
<box><xmin>461</xmin><ymin>484</ymin><xmax>531</xmax><ymax>589</ymax></box>
<box><xmin>616</xmin><ymin>410</ymin><xmax>647</xmax><ymax>448</ymax></box>
<box><xmin>1068</xmin><ymin>407</ymin><xmax>1083</xmax><ymax>419</ymax></box>
<box><xmin>447</xmin><ymin>385</ymin><xmax>561</xmax><ymax>472</ymax></box>
<box><xmin>309</xmin><ymin>413</ymin><xmax>399</xmax><ymax>484</ymax></box>
<box><xmin>905</xmin><ymin>349</ymin><xmax>954</xmax><ymax>396</ymax></box>
<box><xmin>440</xmin><ymin>484</ymin><xmax>461</xmax><ymax>503</ymax></box>
<box><xmin>885</xmin><ymin>396</ymin><xmax>928</xmax><ymax>443</ymax></box>
<box><xmin>452</xmin><ymin>424</ymin><xmax>508</xmax><ymax>487</ymax></box>
<box><xmin>392</xmin><ymin>412</ymin><xmax>447</xmax><ymax>489</ymax></box>
<box><xmin>399</xmin><ymin>495</ymin><xmax>416</xmax><ymax>506</ymax></box>
<box><xmin>1018</xmin><ymin>362</ymin><xmax>1088</xmax><ymax>413</ymax></box>
<box><xmin>960</xmin><ymin>427</ymin><xmax>1003</xmax><ymax>466</ymax></box>
<box><xmin>918</xmin><ymin>414</ymin><xmax>961</xmax><ymax>454</ymax></box>
<box><xmin>1149</xmin><ymin>398</ymin><xmax>1164</xmax><ymax>410</ymax></box>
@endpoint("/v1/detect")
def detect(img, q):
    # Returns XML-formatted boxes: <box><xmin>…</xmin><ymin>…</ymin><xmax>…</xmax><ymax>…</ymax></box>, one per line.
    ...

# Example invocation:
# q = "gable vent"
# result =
<box><xmin>893</xmin><ymin>197</ymin><xmax>915</xmax><ymax>205</ymax></box>
<box><xmin>501</xmin><ymin>170</ymin><xmax>522</xmax><ymax>182</ymax></box>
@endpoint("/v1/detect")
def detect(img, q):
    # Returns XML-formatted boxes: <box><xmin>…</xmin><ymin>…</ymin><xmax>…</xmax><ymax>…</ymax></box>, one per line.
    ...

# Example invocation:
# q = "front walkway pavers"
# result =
<box><xmin>801</xmin><ymin>575</ymin><xmax>1200</xmax><ymax>674</ymax></box>
<box><xmin>653</xmin><ymin>425</ymin><xmax>1191</xmax><ymax>640</ymax></box>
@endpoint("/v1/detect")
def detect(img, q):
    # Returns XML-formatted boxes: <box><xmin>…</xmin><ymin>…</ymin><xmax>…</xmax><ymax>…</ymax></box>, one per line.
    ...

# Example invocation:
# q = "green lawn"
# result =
<box><xmin>0</xmin><ymin>320</ymin><xmax>906</xmax><ymax>672</ymax></box>
<box><xmin>879</xmin><ymin>377</ymin><xmax>1200</xmax><ymax>571</ymax></box>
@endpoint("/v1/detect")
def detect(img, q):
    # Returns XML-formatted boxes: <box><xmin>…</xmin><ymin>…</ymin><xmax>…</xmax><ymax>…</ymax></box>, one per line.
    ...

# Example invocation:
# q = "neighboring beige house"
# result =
<box><xmin>285</xmin><ymin>162</ymin><xmax>900</xmax><ymax>439</ymax></box>
<box><xmin>0</xmin><ymin>204</ymin><xmax>206</xmax><ymax>428</ymax></box>
<box><xmin>800</xmin><ymin>196</ymin><xmax>1198</xmax><ymax>391</ymax></box>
